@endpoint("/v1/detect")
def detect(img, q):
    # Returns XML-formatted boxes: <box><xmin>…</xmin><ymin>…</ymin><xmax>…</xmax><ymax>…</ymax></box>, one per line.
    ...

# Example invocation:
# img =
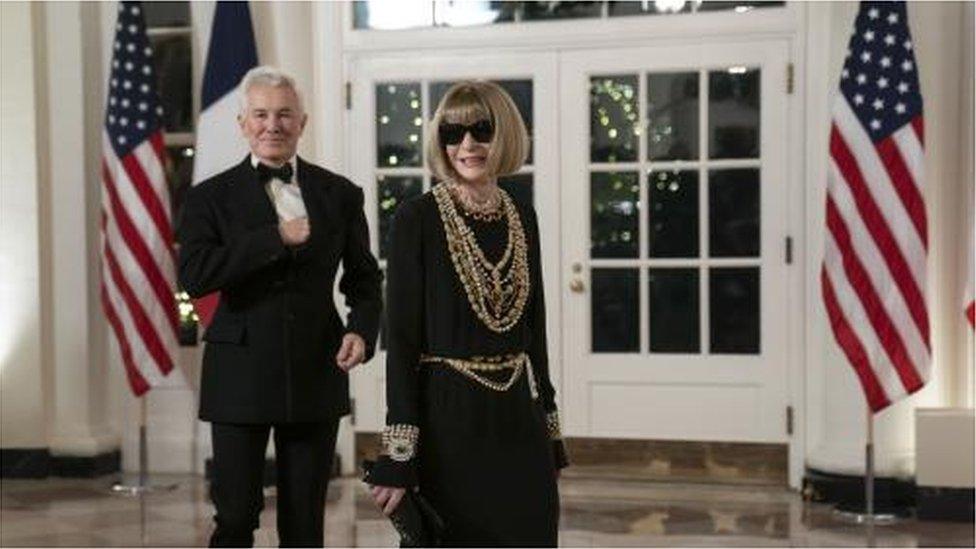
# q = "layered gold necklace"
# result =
<box><xmin>452</xmin><ymin>184</ymin><xmax>503</xmax><ymax>222</ymax></box>
<box><xmin>433</xmin><ymin>182</ymin><xmax>530</xmax><ymax>333</ymax></box>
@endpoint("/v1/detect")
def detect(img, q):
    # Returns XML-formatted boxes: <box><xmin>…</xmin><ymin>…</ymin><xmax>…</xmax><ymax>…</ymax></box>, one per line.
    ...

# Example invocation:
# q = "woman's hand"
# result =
<box><xmin>370</xmin><ymin>485</ymin><xmax>406</xmax><ymax>516</ymax></box>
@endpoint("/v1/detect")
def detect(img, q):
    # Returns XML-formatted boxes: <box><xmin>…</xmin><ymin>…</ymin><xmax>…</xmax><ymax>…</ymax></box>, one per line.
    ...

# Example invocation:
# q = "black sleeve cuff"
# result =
<box><xmin>367</xmin><ymin>455</ymin><xmax>419</xmax><ymax>488</ymax></box>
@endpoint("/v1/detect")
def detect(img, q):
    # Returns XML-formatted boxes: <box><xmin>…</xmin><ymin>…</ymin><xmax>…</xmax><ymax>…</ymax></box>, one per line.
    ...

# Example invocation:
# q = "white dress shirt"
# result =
<box><xmin>251</xmin><ymin>154</ymin><xmax>307</xmax><ymax>221</ymax></box>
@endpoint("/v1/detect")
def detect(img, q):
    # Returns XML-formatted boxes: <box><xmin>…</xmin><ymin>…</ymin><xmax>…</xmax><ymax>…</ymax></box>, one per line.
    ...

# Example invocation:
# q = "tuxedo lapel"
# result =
<box><xmin>229</xmin><ymin>156</ymin><xmax>278</xmax><ymax>228</ymax></box>
<box><xmin>296</xmin><ymin>157</ymin><xmax>341</xmax><ymax>251</ymax></box>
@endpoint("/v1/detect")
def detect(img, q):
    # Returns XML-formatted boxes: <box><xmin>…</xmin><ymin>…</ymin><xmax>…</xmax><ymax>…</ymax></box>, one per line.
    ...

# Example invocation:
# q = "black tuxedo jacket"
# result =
<box><xmin>177</xmin><ymin>156</ymin><xmax>382</xmax><ymax>423</ymax></box>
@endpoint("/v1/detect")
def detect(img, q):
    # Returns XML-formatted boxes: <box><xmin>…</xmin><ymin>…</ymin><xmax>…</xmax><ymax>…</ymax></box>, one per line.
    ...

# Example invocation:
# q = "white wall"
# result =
<box><xmin>0</xmin><ymin>1</ymin><xmax>46</xmax><ymax>449</ymax></box>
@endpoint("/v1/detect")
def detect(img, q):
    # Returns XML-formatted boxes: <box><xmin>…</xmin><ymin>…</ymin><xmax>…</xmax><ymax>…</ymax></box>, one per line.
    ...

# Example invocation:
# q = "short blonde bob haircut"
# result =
<box><xmin>426</xmin><ymin>80</ymin><xmax>529</xmax><ymax>183</ymax></box>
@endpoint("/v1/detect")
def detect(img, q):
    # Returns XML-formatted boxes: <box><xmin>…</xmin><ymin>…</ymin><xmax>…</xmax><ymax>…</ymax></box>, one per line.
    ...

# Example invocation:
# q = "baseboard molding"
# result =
<box><xmin>803</xmin><ymin>468</ymin><xmax>915</xmax><ymax>515</ymax></box>
<box><xmin>1</xmin><ymin>448</ymin><xmax>121</xmax><ymax>478</ymax></box>
<box><xmin>355</xmin><ymin>433</ymin><xmax>787</xmax><ymax>485</ymax></box>
<box><xmin>1</xmin><ymin>448</ymin><xmax>50</xmax><ymax>478</ymax></box>
<box><xmin>563</xmin><ymin>437</ymin><xmax>788</xmax><ymax>485</ymax></box>
<box><xmin>916</xmin><ymin>486</ymin><xmax>975</xmax><ymax>523</ymax></box>
<box><xmin>52</xmin><ymin>450</ymin><xmax>121</xmax><ymax>478</ymax></box>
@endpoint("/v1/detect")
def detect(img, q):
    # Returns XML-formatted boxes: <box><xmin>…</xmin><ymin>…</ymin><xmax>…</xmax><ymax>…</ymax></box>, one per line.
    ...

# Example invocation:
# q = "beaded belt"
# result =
<box><xmin>419</xmin><ymin>352</ymin><xmax>534</xmax><ymax>394</ymax></box>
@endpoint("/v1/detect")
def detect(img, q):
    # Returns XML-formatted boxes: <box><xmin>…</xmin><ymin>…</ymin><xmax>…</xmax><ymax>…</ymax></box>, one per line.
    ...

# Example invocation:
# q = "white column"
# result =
<box><xmin>41</xmin><ymin>1</ymin><xmax>119</xmax><ymax>458</ymax></box>
<box><xmin>0</xmin><ymin>1</ymin><xmax>46</xmax><ymax>451</ymax></box>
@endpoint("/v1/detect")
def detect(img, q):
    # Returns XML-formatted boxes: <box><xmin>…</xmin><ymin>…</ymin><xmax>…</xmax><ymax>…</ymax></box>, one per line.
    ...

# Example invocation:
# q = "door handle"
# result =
<box><xmin>569</xmin><ymin>278</ymin><xmax>586</xmax><ymax>293</ymax></box>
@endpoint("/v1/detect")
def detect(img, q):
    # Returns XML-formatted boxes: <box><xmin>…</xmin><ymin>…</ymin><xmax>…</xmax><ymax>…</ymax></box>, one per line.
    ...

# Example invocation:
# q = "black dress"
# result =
<box><xmin>369</xmin><ymin>188</ymin><xmax>568</xmax><ymax>547</ymax></box>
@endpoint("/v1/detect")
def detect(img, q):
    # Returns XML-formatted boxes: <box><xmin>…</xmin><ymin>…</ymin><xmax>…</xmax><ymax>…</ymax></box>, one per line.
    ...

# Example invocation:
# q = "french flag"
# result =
<box><xmin>191</xmin><ymin>1</ymin><xmax>258</xmax><ymax>327</ymax></box>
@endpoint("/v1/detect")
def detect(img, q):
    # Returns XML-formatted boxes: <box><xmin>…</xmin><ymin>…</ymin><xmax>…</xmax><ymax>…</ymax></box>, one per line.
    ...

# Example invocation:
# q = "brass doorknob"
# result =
<box><xmin>569</xmin><ymin>278</ymin><xmax>585</xmax><ymax>293</ymax></box>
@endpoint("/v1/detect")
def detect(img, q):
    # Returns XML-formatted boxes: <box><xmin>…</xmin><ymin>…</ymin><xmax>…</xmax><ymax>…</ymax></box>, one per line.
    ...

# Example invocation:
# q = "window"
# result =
<box><xmin>352</xmin><ymin>0</ymin><xmax>785</xmax><ymax>30</ymax></box>
<box><xmin>587</xmin><ymin>68</ymin><xmax>763</xmax><ymax>355</ymax></box>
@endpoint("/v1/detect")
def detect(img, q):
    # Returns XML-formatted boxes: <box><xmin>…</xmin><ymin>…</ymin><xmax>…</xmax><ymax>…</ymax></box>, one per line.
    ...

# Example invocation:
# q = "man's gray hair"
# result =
<box><xmin>238</xmin><ymin>65</ymin><xmax>305</xmax><ymax>115</ymax></box>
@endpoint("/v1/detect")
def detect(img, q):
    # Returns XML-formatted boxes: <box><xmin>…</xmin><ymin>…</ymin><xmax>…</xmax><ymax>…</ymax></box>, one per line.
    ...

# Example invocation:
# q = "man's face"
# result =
<box><xmin>238</xmin><ymin>84</ymin><xmax>307</xmax><ymax>165</ymax></box>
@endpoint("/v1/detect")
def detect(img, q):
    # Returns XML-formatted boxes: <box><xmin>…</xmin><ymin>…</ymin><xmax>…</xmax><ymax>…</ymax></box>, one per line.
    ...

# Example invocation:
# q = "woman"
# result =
<box><xmin>368</xmin><ymin>80</ymin><xmax>568</xmax><ymax>546</ymax></box>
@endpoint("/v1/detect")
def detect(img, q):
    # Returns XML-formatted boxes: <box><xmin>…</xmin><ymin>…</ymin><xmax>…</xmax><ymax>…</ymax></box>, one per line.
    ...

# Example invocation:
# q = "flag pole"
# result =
<box><xmin>833</xmin><ymin>404</ymin><xmax>897</xmax><ymax>531</ymax></box>
<box><xmin>139</xmin><ymin>396</ymin><xmax>148</xmax><ymax>487</ymax></box>
<box><xmin>110</xmin><ymin>393</ymin><xmax>178</xmax><ymax>496</ymax></box>
<box><xmin>865</xmin><ymin>405</ymin><xmax>876</xmax><ymax>545</ymax></box>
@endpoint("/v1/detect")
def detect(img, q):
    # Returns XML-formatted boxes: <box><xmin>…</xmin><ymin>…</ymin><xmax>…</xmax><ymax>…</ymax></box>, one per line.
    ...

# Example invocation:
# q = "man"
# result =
<box><xmin>178</xmin><ymin>66</ymin><xmax>382</xmax><ymax>547</ymax></box>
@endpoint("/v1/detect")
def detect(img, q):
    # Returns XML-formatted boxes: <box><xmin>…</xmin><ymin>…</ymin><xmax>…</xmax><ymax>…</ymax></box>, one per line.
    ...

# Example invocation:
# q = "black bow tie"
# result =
<box><xmin>256</xmin><ymin>162</ymin><xmax>294</xmax><ymax>183</ymax></box>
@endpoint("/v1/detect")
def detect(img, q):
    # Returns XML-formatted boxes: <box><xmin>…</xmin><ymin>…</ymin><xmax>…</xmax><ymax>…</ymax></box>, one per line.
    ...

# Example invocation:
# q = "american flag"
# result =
<box><xmin>100</xmin><ymin>1</ymin><xmax>177</xmax><ymax>395</ymax></box>
<box><xmin>822</xmin><ymin>1</ymin><xmax>929</xmax><ymax>413</ymax></box>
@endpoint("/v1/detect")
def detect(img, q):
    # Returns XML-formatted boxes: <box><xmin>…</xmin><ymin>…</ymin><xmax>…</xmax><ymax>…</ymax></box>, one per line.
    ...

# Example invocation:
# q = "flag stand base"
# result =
<box><xmin>110</xmin><ymin>476</ymin><xmax>179</xmax><ymax>496</ymax></box>
<box><xmin>831</xmin><ymin>507</ymin><xmax>899</xmax><ymax>525</ymax></box>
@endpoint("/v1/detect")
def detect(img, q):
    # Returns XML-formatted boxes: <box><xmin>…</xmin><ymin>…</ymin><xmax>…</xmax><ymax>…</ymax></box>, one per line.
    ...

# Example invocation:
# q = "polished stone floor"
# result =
<box><xmin>1</xmin><ymin>474</ymin><xmax>972</xmax><ymax>547</ymax></box>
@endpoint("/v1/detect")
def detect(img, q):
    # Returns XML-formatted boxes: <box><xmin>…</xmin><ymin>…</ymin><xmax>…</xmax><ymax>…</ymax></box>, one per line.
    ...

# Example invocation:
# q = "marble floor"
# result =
<box><xmin>1</xmin><ymin>474</ymin><xmax>972</xmax><ymax>547</ymax></box>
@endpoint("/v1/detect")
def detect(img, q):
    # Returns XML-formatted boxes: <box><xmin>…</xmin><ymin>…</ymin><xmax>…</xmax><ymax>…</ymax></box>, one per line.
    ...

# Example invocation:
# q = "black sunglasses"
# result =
<box><xmin>438</xmin><ymin>119</ymin><xmax>494</xmax><ymax>146</ymax></box>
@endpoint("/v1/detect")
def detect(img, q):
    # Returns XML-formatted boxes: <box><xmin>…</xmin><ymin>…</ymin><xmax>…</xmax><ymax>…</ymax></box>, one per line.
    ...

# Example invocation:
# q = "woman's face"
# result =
<box><xmin>443</xmin><ymin>119</ymin><xmax>493</xmax><ymax>185</ymax></box>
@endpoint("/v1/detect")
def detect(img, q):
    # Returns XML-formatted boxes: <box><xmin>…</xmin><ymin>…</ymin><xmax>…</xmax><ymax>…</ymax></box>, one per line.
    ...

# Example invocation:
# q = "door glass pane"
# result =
<box><xmin>649</xmin><ymin>268</ymin><xmax>699</xmax><ymax>353</ymax></box>
<box><xmin>377</xmin><ymin>83</ymin><xmax>423</xmax><ymax>167</ymax></box>
<box><xmin>590</xmin><ymin>75</ymin><xmax>639</xmax><ymax>163</ymax></box>
<box><xmin>523</xmin><ymin>1</ymin><xmax>602</xmax><ymax>20</ymax></box>
<box><xmin>710</xmin><ymin>267</ymin><xmax>760</xmax><ymax>354</ymax></box>
<box><xmin>378</xmin><ymin>175</ymin><xmax>423</xmax><ymax>259</ymax></box>
<box><xmin>648</xmin><ymin>170</ymin><xmax>698</xmax><ymax>258</ymax></box>
<box><xmin>143</xmin><ymin>2</ymin><xmax>190</xmax><ymax>27</ymax></box>
<box><xmin>149</xmin><ymin>34</ymin><xmax>192</xmax><ymax>133</ymax></box>
<box><xmin>434</xmin><ymin>1</ymin><xmax>516</xmax><ymax>26</ymax></box>
<box><xmin>430</xmin><ymin>79</ymin><xmax>534</xmax><ymax>164</ymax></box>
<box><xmin>354</xmin><ymin>1</ymin><xmax>434</xmax><ymax>30</ymax></box>
<box><xmin>709</xmin><ymin>168</ymin><xmax>759</xmax><ymax>258</ymax></box>
<box><xmin>590</xmin><ymin>171</ymin><xmax>639</xmax><ymax>258</ymax></box>
<box><xmin>647</xmin><ymin>72</ymin><xmax>699</xmax><ymax>161</ymax></box>
<box><xmin>610</xmin><ymin>1</ymin><xmax>695</xmax><ymax>16</ymax></box>
<box><xmin>592</xmin><ymin>268</ymin><xmax>639</xmax><ymax>353</ymax></box>
<box><xmin>696</xmin><ymin>1</ymin><xmax>786</xmax><ymax>12</ymax></box>
<box><xmin>708</xmin><ymin>68</ymin><xmax>760</xmax><ymax>159</ymax></box>
<box><xmin>165</xmin><ymin>145</ymin><xmax>195</xmax><ymax>216</ymax></box>
<box><xmin>499</xmin><ymin>173</ymin><xmax>533</xmax><ymax>209</ymax></box>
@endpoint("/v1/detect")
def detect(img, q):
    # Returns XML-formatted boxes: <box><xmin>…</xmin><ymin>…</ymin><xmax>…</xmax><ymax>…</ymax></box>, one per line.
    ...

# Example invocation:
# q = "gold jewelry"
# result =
<box><xmin>382</xmin><ymin>424</ymin><xmax>419</xmax><ymax>462</ymax></box>
<box><xmin>433</xmin><ymin>183</ymin><xmax>530</xmax><ymax>333</ymax></box>
<box><xmin>421</xmin><ymin>353</ymin><xmax>527</xmax><ymax>392</ymax></box>
<box><xmin>545</xmin><ymin>411</ymin><xmax>562</xmax><ymax>440</ymax></box>
<box><xmin>448</xmin><ymin>183</ymin><xmax>502</xmax><ymax>221</ymax></box>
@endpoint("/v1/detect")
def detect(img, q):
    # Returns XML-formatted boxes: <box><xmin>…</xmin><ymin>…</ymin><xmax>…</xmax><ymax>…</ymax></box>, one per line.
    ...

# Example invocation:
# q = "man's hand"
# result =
<box><xmin>278</xmin><ymin>217</ymin><xmax>310</xmax><ymax>246</ymax></box>
<box><xmin>336</xmin><ymin>333</ymin><xmax>366</xmax><ymax>371</ymax></box>
<box><xmin>370</xmin><ymin>485</ymin><xmax>406</xmax><ymax>516</ymax></box>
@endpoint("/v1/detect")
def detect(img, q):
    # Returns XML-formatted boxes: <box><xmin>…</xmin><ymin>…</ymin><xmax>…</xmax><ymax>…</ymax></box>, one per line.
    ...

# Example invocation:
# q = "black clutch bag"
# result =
<box><xmin>362</xmin><ymin>459</ymin><xmax>445</xmax><ymax>547</ymax></box>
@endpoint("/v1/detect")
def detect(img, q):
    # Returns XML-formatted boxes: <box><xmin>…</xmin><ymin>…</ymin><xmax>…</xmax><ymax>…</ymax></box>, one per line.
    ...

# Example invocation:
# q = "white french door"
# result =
<box><xmin>559</xmin><ymin>41</ymin><xmax>792</xmax><ymax>443</ymax></box>
<box><xmin>347</xmin><ymin>39</ymin><xmax>794</xmax><ymax>447</ymax></box>
<box><xmin>347</xmin><ymin>53</ymin><xmax>562</xmax><ymax>432</ymax></box>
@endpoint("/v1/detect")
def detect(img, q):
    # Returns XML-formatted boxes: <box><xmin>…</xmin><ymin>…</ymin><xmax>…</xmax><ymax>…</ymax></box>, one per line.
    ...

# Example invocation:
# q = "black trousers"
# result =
<box><xmin>208</xmin><ymin>419</ymin><xmax>340</xmax><ymax>548</ymax></box>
